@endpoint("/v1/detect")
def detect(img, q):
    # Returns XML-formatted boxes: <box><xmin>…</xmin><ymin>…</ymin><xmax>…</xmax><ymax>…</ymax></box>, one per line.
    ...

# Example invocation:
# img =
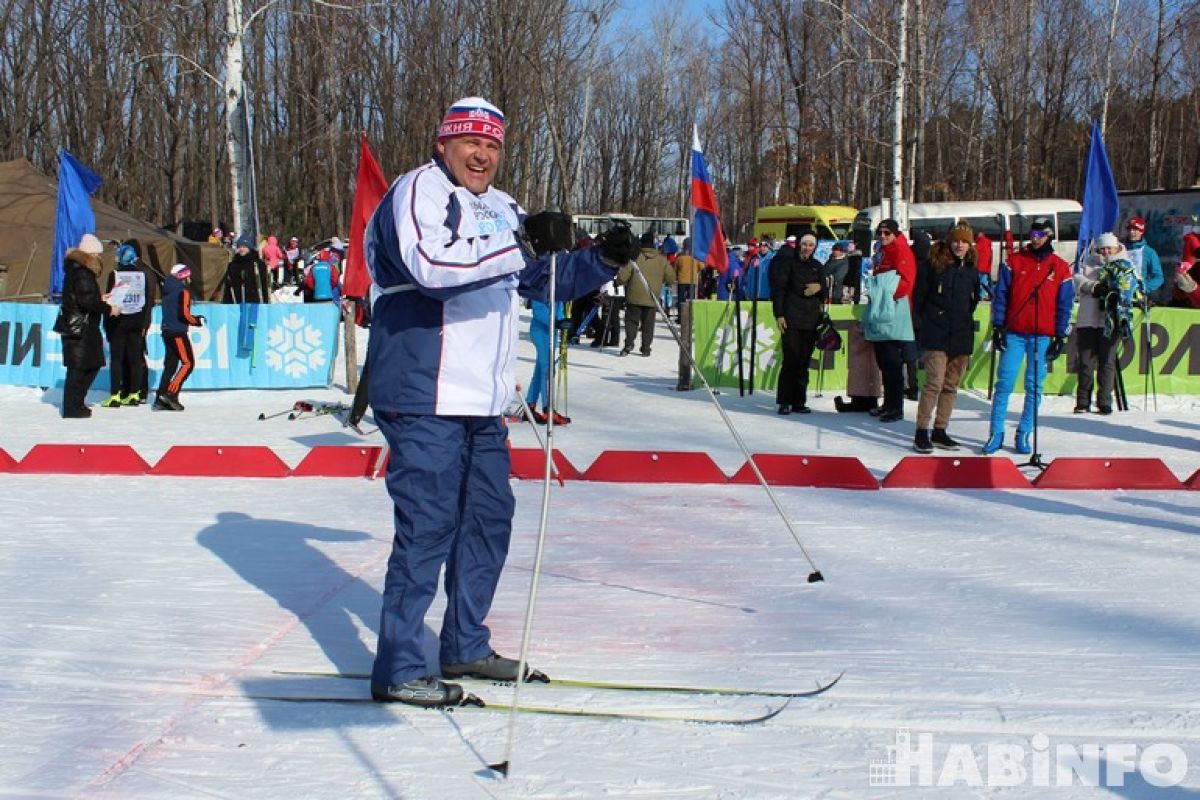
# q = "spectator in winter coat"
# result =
<box><xmin>975</xmin><ymin>231</ymin><xmax>994</xmax><ymax>294</ymax></box>
<box><xmin>1173</xmin><ymin>227</ymin><xmax>1200</xmax><ymax>308</ymax></box>
<box><xmin>867</xmin><ymin>218</ymin><xmax>917</xmax><ymax>423</ymax></box>
<box><xmin>1073</xmin><ymin>232</ymin><xmax>1137</xmax><ymax>415</ymax></box>
<box><xmin>716</xmin><ymin>246</ymin><xmax>744</xmax><ymax>301</ymax></box>
<box><xmin>155</xmin><ymin>264</ymin><xmax>204</xmax><ymax>411</ymax></box>
<box><xmin>742</xmin><ymin>240</ymin><xmax>769</xmax><ymax>300</ymax></box>
<box><xmin>1123</xmin><ymin>216</ymin><xmax>1164</xmax><ymax>304</ymax></box>
<box><xmin>770</xmin><ymin>234</ymin><xmax>826</xmax><ymax>414</ymax></box>
<box><xmin>304</xmin><ymin>249</ymin><xmax>342</xmax><ymax>302</ymax></box>
<box><xmin>616</xmin><ymin>232</ymin><xmax>675</xmax><ymax>356</ymax></box>
<box><xmin>982</xmin><ymin>218</ymin><xmax>1075</xmax><ymax>454</ymax></box>
<box><xmin>59</xmin><ymin>234</ymin><xmax>117</xmax><ymax>418</ymax></box>
<box><xmin>824</xmin><ymin>241</ymin><xmax>850</xmax><ymax>303</ymax></box>
<box><xmin>1174</xmin><ymin>267</ymin><xmax>1200</xmax><ymax>308</ymax></box>
<box><xmin>284</xmin><ymin>237</ymin><xmax>303</xmax><ymax>286</ymax></box>
<box><xmin>911</xmin><ymin>221</ymin><xmax>979</xmax><ymax>453</ymax></box>
<box><xmin>101</xmin><ymin>240</ymin><xmax>158</xmax><ymax>407</ymax></box>
<box><xmin>261</xmin><ymin>234</ymin><xmax>287</xmax><ymax>288</ymax></box>
<box><xmin>672</xmin><ymin>245</ymin><xmax>701</xmax><ymax>319</ymax></box>
<box><xmin>362</xmin><ymin>96</ymin><xmax>633</xmax><ymax>707</ymax></box>
<box><xmin>222</xmin><ymin>235</ymin><xmax>271</xmax><ymax>304</ymax></box>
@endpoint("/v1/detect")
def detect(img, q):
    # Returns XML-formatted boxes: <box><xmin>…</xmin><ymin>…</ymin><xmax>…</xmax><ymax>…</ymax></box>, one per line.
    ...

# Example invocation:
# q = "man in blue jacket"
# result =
<box><xmin>363</xmin><ymin>97</ymin><xmax>637</xmax><ymax>707</ymax></box>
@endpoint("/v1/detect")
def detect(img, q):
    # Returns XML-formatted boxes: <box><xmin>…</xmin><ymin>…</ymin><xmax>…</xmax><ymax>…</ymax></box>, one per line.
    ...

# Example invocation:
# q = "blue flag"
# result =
<box><xmin>52</xmin><ymin>150</ymin><xmax>104</xmax><ymax>299</ymax></box>
<box><xmin>1076</xmin><ymin>120</ymin><xmax>1119</xmax><ymax>268</ymax></box>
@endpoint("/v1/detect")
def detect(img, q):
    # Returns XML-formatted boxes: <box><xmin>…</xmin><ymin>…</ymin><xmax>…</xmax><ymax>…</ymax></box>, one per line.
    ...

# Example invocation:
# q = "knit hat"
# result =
<box><xmin>785</xmin><ymin>235</ymin><xmax>797</xmax><ymax>244</ymax></box>
<box><xmin>1127</xmin><ymin>216</ymin><xmax>1146</xmax><ymax>232</ymax></box>
<box><xmin>639</xmin><ymin>231</ymin><xmax>656</xmax><ymax>247</ymax></box>
<box><xmin>78</xmin><ymin>233</ymin><xmax>104</xmax><ymax>255</ymax></box>
<box><xmin>170</xmin><ymin>264</ymin><xmax>191</xmax><ymax>279</ymax></box>
<box><xmin>945</xmin><ymin>220</ymin><xmax>974</xmax><ymax>245</ymax></box>
<box><xmin>1095</xmin><ymin>232</ymin><xmax>1121</xmax><ymax>250</ymax></box>
<box><xmin>876</xmin><ymin>218</ymin><xmax>901</xmax><ymax>235</ymax></box>
<box><xmin>831</xmin><ymin>240</ymin><xmax>847</xmax><ymax>253</ymax></box>
<box><xmin>800</xmin><ymin>233</ymin><xmax>817</xmax><ymax>246</ymax></box>
<box><xmin>235</xmin><ymin>235</ymin><xmax>253</xmax><ymax>249</ymax></box>
<box><xmin>438</xmin><ymin>97</ymin><xmax>505</xmax><ymax>145</ymax></box>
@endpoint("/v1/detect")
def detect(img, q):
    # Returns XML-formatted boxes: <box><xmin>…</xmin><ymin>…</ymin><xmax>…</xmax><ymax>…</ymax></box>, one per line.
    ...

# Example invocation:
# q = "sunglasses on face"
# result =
<box><xmin>1028</xmin><ymin>231</ymin><xmax>1048</xmax><ymax>239</ymax></box>
<box><xmin>877</xmin><ymin>230</ymin><xmax>895</xmax><ymax>238</ymax></box>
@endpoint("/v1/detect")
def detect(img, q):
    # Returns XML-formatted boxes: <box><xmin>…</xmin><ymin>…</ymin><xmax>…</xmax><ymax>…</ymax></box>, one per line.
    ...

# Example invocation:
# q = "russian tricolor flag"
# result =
<box><xmin>690</xmin><ymin>125</ymin><xmax>729</xmax><ymax>274</ymax></box>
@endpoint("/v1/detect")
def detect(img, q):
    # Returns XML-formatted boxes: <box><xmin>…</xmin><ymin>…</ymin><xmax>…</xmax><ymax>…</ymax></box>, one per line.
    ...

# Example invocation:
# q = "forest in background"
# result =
<box><xmin>2</xmin><ymin>0</ymin><xmax>1197</xmax><ymax>243</ymax></box>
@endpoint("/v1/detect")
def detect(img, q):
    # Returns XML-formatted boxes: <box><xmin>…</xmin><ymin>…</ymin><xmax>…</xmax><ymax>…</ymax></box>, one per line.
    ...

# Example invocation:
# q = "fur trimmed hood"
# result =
<box><xmin>65</xmin><ymin>248</ymin><xmax>102</xmax><ymax>276</ymax></box>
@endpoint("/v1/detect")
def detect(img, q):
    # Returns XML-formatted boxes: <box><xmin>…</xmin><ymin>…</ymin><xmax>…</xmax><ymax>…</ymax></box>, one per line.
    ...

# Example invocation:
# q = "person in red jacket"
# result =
<box><xmin>1174</xmin><ymin>227</ymin><xmax>1200</xmax><ymax>307</ymax></box>
<box><xmin>870</xmin><ymin>218</ymin><xmax>917</xmax><ymax>422</ymax></box>
<box><xmin>982</xmin><ymin>218</ymin><xmax>1075</xmax><ymax>455</ymax></box>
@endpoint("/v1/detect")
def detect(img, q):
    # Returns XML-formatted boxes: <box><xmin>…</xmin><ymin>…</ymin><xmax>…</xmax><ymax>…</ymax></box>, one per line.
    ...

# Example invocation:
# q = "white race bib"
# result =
<box><xmin>110</xmin><ymin>271</ymin><xmax>146</xmax><ymax>314</ymax></box>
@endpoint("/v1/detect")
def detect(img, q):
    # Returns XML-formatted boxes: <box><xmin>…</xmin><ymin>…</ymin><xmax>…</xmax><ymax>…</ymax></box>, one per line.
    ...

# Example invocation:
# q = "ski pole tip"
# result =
<box><xmin>807</xmin><ymin>571</ymin><xmax>825</xmax><ymax>583</ymax></box>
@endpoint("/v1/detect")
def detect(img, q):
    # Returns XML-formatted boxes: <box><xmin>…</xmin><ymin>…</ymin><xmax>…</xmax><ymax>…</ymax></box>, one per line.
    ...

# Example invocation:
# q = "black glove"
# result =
<box><xmin>596</xmin><ymin>222</ymin><xmax>638</xmax><ymax>265</ymax></box>
<box><xmin>523</xmin><ymin>211</ymin><xmax>575</xmax><ymax>256</ymax></box>
<box><xmin>1045</xmin><ymin>335</ymin><xmax>1067</xmax><ymax>362</ymax></box>
<box><xmin>194</xmin><ymin>315</ymin><xmax>206</xmax><ymax>327</ymax></box>
<box><xmin>1091</xmin><ymin>281</ymin><xmax>1108</xmax><ymax>298</ymax></box>
<box><xmin>991</xmin><ymin>326</ymin><xmax>1006</xmax><ymax>353</ymax></box>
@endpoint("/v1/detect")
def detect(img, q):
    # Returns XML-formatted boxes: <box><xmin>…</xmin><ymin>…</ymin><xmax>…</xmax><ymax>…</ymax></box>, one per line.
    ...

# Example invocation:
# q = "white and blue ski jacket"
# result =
<box><xmin>364</xmin><ymin>158</ymin><xmax>616</xmax><ymax>416</ymax></box>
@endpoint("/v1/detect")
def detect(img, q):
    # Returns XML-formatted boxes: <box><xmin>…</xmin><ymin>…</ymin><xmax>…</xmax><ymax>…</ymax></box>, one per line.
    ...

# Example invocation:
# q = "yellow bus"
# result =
<box><xmin>753</xmin><ymin>204</ymin><xmax>858</xmax><ymax>243</ymax></box>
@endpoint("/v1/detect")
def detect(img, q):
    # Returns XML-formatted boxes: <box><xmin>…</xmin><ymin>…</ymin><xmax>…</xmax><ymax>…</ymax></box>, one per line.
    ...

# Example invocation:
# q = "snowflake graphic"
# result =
<box><xmin>265</xmin><ymin>313</ymin><xmax>328</xmax><ymax>378</ymax></box>
<box><xmin>713</xmin><ymin>311</ymin><xmax>778</xmax><ymax>376</ymax></box>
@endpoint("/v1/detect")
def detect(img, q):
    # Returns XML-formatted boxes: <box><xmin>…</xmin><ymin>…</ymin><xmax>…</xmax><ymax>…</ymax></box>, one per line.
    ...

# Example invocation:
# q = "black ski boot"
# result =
<box><xmin>913</xmin><ymin>429</ymin><xmax>934</xmax><ymax>454</ymax></box>
<box><xmin>442</xmin><ymin>651</ymin><xmax>544</xmax><ymax>682</ymax></box>
<box><xmin>931</xmin><ymin>428</ymin><xmax>960</xmax><ymax>450</ymax></box>
<box><xmin>371</xmin><ymin>675</ymin><xmax>464</xmax><ymax>707</ymax></box>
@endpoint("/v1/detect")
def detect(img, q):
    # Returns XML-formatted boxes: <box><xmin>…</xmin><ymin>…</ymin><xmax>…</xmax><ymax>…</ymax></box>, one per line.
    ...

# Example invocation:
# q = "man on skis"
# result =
<box><xmin>363</xmin><ymin>96</ymin><xmax>638</xmax><ymax>707</ymax></box>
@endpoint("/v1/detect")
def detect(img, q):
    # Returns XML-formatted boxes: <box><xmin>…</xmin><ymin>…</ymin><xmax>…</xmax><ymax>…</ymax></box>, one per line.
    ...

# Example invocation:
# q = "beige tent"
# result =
<box><xmin>0</xmin><ymin>158</ymin><xmax>229</xmax><ymax>301</ymax></box>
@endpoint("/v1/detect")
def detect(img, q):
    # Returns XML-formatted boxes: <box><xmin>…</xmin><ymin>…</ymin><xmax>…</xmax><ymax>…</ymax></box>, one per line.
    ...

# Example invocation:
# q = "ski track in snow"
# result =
<box><xmin>1</xmin><ymin>323</ymin><xmax>1198</xmax><ymax>798</ymax></box>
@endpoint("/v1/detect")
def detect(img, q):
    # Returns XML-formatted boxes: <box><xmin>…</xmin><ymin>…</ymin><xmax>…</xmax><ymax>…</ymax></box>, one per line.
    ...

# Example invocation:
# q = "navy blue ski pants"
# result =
<box><xmin>371</xmin><ymin>413</ymin><xmax>515</xmax><ymax>686</ymax></box>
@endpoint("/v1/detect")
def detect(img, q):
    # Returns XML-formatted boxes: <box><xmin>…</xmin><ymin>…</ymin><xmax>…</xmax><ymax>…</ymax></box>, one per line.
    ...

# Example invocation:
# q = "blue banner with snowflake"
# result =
<box><xmin>0</xmin><ymin>301</ymin><xmax>340</xmax><ymax>390</ymax></box>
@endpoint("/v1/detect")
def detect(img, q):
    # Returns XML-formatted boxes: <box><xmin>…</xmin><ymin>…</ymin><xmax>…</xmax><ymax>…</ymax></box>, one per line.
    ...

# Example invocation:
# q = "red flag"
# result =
<box><xmin>343</xmin><ymin>133</ymin><xmax>389</xmax><ymax>299</ymax></box>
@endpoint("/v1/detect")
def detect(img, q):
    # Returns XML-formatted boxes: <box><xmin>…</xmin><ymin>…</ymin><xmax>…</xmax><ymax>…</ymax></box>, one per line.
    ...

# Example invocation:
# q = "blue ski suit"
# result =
<box><xmin>364</xmin><ymin>157</ymin><xmax>618</xmax><ymax>686</ymax></box>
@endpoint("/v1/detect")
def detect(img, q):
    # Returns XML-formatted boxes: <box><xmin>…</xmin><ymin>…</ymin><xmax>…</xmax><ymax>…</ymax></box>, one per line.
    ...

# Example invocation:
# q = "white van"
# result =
<box><xmin>851</xmin><ymin>199</ymin><xmax>1083</xmax><ymax>276</ymax></box>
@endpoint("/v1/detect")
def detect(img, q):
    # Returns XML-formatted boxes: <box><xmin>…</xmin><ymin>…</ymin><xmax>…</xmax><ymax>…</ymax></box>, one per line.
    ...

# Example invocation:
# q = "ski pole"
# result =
<box><xmin>628</xmin><ymin>261</ymin><xmax>825</xmax><ymax>584</ymax></box>
<box><xmin>492</xmin><ymin>251</ymin><xmax>559</xmax><ymax>778</ymax></box>
<box><xmin>1142</xmin><ymin>303</ymin><xmax>1157</xmax><ymax>411</ymax></box>
<box><xmin>257</xmin><ymin>407</ymin><xmax>293</xmax><ymax>421</ymax></box>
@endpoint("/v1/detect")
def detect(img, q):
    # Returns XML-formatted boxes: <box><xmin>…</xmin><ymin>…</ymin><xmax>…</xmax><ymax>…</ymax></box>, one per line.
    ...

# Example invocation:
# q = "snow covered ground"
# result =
<box><xmin>1</xmin><ymin>320</ymin><xmax>1198</xmax><ymax>798</ymax></box>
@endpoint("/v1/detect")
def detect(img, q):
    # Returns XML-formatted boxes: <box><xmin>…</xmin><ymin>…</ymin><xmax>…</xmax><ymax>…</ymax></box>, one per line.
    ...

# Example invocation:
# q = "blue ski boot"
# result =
<box><xmin>1014</xmin><ymin>431</ymin><xmax>1032</xmax><ymax>455</ymax></box>
<box><xmin>981</xmin><ymin>432</ymin><xmax>1004</xmax><ymax>455</ymax></box>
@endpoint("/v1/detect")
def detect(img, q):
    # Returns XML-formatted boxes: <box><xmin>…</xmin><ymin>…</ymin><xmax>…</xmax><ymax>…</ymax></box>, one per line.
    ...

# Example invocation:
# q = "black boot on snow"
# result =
<box><xmin>913</xmin><ymin>429</ymin><xmax>934</xmax><ymax>454</ymax></box>
<box><xmin>442</xmin><ymin>651</ymin><xmax>540</xmax><ymax>682</ymax></box>
<box><xmin>371</xmin><ymin>675</ymin><xmax>464</xmax><ymax>707</ymax></box>
<box><xmin>931</xmin><ymin>428</ymin><xmax>960</xmax><ymax>450</ymax></box>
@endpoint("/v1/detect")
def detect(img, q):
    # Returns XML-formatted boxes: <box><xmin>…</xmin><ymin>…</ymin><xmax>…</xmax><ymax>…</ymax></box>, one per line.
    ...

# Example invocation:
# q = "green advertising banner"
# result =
<box><xmin>691</xmin><ymin>300</ymin><xmax>1200</xmax><ymax>395</ymax></box>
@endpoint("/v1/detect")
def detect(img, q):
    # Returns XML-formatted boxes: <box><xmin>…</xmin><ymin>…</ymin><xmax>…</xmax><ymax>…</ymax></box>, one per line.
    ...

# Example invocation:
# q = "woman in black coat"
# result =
<box><xmin>910</xmin><ymin>221</ymin><xmax>979</xmax><ymax>452</ymax></box>
<box><xmin>60</xmin><ymin>239</ymin><xmax>116</xmax><ymax>417</ymax></box>
<box><xmin>769</xmin><ymin>234</ymin><xmax>829</xmax><ymax>414</ymax></box>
